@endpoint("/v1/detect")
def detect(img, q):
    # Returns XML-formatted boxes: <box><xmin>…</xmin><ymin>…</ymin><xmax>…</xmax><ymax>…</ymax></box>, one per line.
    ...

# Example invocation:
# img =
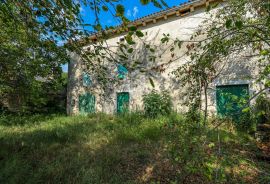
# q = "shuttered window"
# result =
<box><xmin>82</xmin><ymin>72</ymin><xmax>92</xmax><ymax>87</ymax></box>
<box><xmin>117</xmin><ymin>64</ymin><xmax>128</xmax><ymax>79</ymax></box>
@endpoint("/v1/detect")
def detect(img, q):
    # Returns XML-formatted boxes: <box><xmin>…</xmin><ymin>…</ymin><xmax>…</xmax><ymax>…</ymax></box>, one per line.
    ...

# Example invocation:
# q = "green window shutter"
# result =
<box><xmin>83</xmin><ymin>73</ymin><xmax>92</xmax><ymax>87</ymax></box>
<box><xmin>117</xmin><ymin>92</ymin><xmax>130</xmax><ymax>113</ymax></box>
<box><xmin>79</xmin><ymin>93</ymin><xmax>95</xmax><ymax>114</ymax></box>
<box><xmin>117</xmin><ymin>64</ymin><xmax>128</xmax><ymax>79</ymax></box>
<box><xmin>216</xmin><ymin>84</ymin><xmax>249</xmax><ymax>121</ymax></box>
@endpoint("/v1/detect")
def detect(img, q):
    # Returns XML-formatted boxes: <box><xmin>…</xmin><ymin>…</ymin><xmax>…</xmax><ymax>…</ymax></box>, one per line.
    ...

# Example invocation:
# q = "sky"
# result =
<box><xmin>80</xmin><ymin>0</ymin><xmax>189</xmax><ymax>28</ymax></box>
<box><xmin>62</xmin><ymin>0</ymin><xmax>189</xmax><ymax>72</ymax></box>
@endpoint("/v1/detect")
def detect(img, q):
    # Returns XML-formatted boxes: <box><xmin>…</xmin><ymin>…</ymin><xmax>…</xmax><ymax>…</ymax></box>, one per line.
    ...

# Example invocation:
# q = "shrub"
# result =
<box><xmin>253</xmin><ymin>93</ymin><xmax>270</xmax><ymax>124</ymax></box>
<box><xmin>142</xmin><ymin>90</ymin><xmax>173</xmax><ymax>118</ymax></box>
<box><xmin>166</xmin><ymin>117</ymin><xmax>210</xmax><ymax>182</ymax></box>
<box><xmin>235</xmin><ymin>93</ymin><xmax>270</xmax><ymax>132</ymax></box>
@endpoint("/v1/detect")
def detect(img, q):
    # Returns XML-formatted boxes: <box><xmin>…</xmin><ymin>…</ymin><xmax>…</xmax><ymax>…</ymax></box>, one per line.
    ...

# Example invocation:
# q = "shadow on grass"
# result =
<box><xmin>0</xmin><ymin>113</ymin><xmax>65</xmax><ymax>126</ymax></box>
<box><xmin>0</xmin><ymin>114</ymin><xmax>270</xmax><ymax>184</ymax></box>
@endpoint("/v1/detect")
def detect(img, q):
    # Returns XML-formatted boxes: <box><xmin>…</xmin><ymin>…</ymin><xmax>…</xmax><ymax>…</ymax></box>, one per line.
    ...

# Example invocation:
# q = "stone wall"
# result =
<box><xmin>67</xmin><ymin>5</ymin><xmax>264</xmax><ymax>115</ymax></box>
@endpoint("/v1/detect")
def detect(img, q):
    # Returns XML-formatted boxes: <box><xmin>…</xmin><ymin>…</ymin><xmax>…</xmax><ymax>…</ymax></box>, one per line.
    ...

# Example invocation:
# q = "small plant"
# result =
<box><xmin>142</xmin><ymin>90</ymin><xmax>173</xmax><ymax>118</ymax></box>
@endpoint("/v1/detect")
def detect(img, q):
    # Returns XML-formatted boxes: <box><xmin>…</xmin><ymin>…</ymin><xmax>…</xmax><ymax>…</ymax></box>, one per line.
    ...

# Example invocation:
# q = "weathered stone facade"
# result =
<box><xmin>67</xmin><ymin>0</ymin><xmax>265</xmax><ymax>115</ymax></box>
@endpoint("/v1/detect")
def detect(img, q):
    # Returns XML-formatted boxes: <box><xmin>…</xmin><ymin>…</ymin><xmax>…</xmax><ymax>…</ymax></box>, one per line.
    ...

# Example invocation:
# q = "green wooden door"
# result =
<box><xmin>216</xmin><ymin>84</ymin><xmax>249</xmax><ymax>121</ymax></box>
<box><xmin>79</xmin><ymin>93</ymin><xmax>95</xmax><ymax>114</ymax></box>
<box><xmin>117</xmin><ymin>92</ymin><xmax>129</xmax><ymax>113</ymax></box>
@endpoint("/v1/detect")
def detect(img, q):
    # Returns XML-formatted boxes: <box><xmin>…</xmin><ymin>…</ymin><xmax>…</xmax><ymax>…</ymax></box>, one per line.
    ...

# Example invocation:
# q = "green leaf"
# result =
<box><xmin>44</xmin><ymin>21</ymin><xmax>49</xmax><ymax>27</ymax></box>
<box><xmin>127</xmin><ymin>48</ymin><xmax>133</xmax><ymax>53</ymax></box>
<box><xmin>135</xmin><ymin>30</ymin><xmax>144</xmax><ymax>37</ymax></box>
<box><xmin>93</xmin><ymin>24</ymin><xmax>102</xmax><ymax>31</ymax></box>
<box><xmin>102</xmin><ymin>6</ymin><xmax>108</xmax><ymax>12</ymax></box>
<box><xmin>235</xmin><ymin>21</ymin><xmax>243</xmax><ymax>29</ymax></box>
<box><xmin>149</xmin><ymin>77</ymin><xmax>155</xmax><ymax>88</ymax></box>
<box><xmin>225</xmin><ymin>19</ymin><xmax>232</xmax><ymax>29</ymax></box>
<box><xmin>140</xmin><ymin>0</ymin><xmax>150</xmax><ymax>5</ymax></box>
<box><xmin>260</xmin><ymin>49</ymin><xmax>269</xmax><ymax>56</ymax></box>
<box><xmin>119</xmin><ymin>54</ymin><xmax>128</xmax><ymax>59</ymax></box>
<box><xmin>152</xmin><ymin>0</ymin><xmax>162</xmax><ymax>8</ymax></box>
<box><xmin>265</xmin><ymin>80</ymin><xmax>270</xmax><ymax>87</ymax></box>
<box><xmin>116</xmin><ymin>4</ymin><xmax>125</xmax><ymax>16</ymax></box>
<box><xmin>177</xmin><ymin>41</ymin><xmax>183</xmax><ymax>48</ymax></box>
<box><xmin>125</xmin><ymin>35</ymin><xmax>135</xmax><ymax>45</ymax></box>
<box><xmin>161</xmin><ymin>37</ymin><xmax>169</xmax><ymax>44</ymax></box>
<box><xmin>129</xmin><ymin>26</ymin><xmax>137</xmax><ymax>31</ymax></box>
<box><xmin>208</xmin><ymin>143</ymin><xmax>215</xmax><ymax>148</ymax></box>
<box><xmin>160</xmin><ymin>0</ymin><xmax>168</xmax><ymax>7</ymax></box>
<box><xmin>206</xmin><ymin>5</ymin><xmax>211</xmax><ymax>12</ymax></box>
<box><xmin>242</xmin><ymin>107</ymin><xmax>250</xmax><ymax>113</ymax></box>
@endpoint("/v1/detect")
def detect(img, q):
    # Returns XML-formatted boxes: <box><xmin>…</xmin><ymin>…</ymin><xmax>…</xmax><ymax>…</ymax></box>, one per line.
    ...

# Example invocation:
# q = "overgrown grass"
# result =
<box><xmin>0</xmin><ymin>113</ymin><xmax>269</xmax><ymax>183</ymax></box>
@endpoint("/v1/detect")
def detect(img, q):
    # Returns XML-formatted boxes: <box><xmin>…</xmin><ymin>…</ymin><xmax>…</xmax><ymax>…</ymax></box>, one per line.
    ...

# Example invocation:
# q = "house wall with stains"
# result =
<box><xmin>67</xmin><ymin>4</ymin><xmax>266</xmax><ymax>115</ymax></box>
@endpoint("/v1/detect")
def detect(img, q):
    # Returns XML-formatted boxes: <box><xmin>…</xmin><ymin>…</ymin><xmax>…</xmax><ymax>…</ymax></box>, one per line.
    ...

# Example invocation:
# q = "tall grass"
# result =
<box><xmin>0</xmin><ymin>113</ymin><xmax>269</xmax><ymax>183</ymax></box>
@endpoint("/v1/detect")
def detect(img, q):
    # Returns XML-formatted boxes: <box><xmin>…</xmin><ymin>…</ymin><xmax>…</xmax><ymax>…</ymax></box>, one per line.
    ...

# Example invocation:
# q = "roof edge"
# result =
<box><xmin>75</xmin><ymin>0</ymin><xmax>222</xmax><ymax>46</ymax></box>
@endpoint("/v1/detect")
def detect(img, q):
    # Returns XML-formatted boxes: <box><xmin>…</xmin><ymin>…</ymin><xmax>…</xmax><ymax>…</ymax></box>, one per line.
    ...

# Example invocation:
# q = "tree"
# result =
<box><xmin>0</xmin><ymin>0</ymin><xmax>168</xmax><ymax>112</ymax></box>
<box><xmin>1</xmin><ymin>0</ymin><xmax>168</xmax><ymax>47</ymax></box>
<box><xmin>0</xmin><ymin>10</ymin><xmax>68</xmax><ymax>111</ymax></box>
<box><xmin>115</xmin><ymin>0</ymin><xmax>269</xmax><ymax>124</ymax></box>
<box><xmin>171</xmin><ymin>0</ymin><xmax>270</xmax><ymax>122</ymax></box>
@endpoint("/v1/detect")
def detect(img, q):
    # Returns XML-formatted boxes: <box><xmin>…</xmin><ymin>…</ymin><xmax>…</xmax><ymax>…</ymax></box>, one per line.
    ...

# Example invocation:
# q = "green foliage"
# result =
<box><xmin>2</xmin><ymin>0</ymin><xmax>168</xmax><ymax>44</ymax></box>
<box><xmin>102</xmin><ymin>5</ymin><xmax>109</xmax><ymax>12</ymax></box>
<box><xmin>149</xmin><ymin>77</ymin><xmax>155</xmax><ymax>88</ymax></box>
<box><xmin>116</xmin><ymin>4</ymin><xmax>125</xmax><ymax>17</ymax></box>
<box><xmin>0</xmin><ymin>2</ymin><xmax>70</xmax><ymax>113</ymax></box>
<box><xmin>140</xmin><ymin>0</ymin><xmax>150</xmax><ymax>5</ymax></box>
<box><xmin>185</xmin><ymin>104</ymin><xmax>203</xmax><ymax>123</ymax></box>
<box><xmin>169</xmin><ymin>0</ymin><xmax>270</xmax><ymax>125</ymax></box>
<box><xmin>231</xmin><ymin>112</ymin><xmax>255</xmax><ymax>133</ymax></box>
<box><xmin>0</xmin><ymin>0</ymin><xmax>82</xmax><ymax>43</ymax></box>
<box><xmin>135</xmin><ymin>30</ymin><xmax>144</xmax><ymax>37</ymax></box>
<box><xmin>0</xmin><ymin>113</ymin><xmax>269</xmax><ymax>183</ymax></box>
<box><xmin>253</xmin><ymin>93</ymin><xmax>270</xmax><ymax>124</ymax></box>
<box><xmin>140</xmin><ymin>0</ymin><xmax>168</xmax><ymax>7</ymax></box>
<box><xmin>143</xmin><ymin>90</ymin><xmax>173</xmax><ymax>118</ymax></box>
<box><xmin>166</xmin><ymin>117</ymin><xmax>270</xmax><ymax>183</ymax></box>
<box><xmin>0</xmin><ymin>0</ymin><xmax>169</xmax><ymax>114</ymax></box>
<box><xmin>168</xmin><ymin>120</ymin><xmax>208</xmax><ymax>182</ymax></box>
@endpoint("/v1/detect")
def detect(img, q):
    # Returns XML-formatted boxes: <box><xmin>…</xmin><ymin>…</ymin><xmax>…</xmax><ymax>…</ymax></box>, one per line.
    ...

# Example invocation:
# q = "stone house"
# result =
<box><xmin>67</xmin><ymin>0</ymin><xmax>266</xmax><ymax>116</ymax></box>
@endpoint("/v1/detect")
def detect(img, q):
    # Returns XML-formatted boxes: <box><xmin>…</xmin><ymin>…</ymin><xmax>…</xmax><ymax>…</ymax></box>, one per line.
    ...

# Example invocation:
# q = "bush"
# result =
<box><xmin>253</xmin><ymin>93</ymin><xmax>270</xmax><ymax>124</ymax></box>
<box><xmin>142</xmin><ymin>90</ymin><xmax>173</xmax><ymax>118</ymax></box>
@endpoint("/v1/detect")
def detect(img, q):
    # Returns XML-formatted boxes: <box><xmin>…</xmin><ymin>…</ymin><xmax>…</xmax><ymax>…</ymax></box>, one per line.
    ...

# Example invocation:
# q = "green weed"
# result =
<box><xmin>0</xmin><ymin>113</ymin><xmax>269</xmax><ymax>183</ymax></box>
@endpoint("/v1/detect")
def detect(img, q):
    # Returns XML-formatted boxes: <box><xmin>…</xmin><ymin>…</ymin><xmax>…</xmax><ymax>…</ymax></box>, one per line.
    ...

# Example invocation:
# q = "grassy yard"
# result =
<box><xmin>0</xmin><ymin>113</ymin><xmax>269</xmax><ymax>184</ymax></box>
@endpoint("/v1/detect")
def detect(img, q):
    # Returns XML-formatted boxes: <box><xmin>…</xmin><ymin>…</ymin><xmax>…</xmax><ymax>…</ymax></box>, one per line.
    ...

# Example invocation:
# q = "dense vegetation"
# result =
<box><xmin>0</xmin><ymin>113</ymin><xmax>269</xmax><ymax>184</ymax></box>
<box><xmin>143</xmin><ymin>90</ymin><xmax>173</xmax><ymax>118</ymax></box>
<box><xmin>0</xmin><ymin>0</ymin><xmax>168</xmax><ymax>113</ymax></box>
<box><xmin>1</xmin><ymin>0</ymin><xmax>270</xmax><ymax>183</ymax></box>
<box><xmin>0</xmin><ymin>2</ymin><xmax>70</xmax><ymax>113</ymax></box>
<box><xmin>171</xmin><ymin>0</ymin><xmax>270</xmax><ymax>119</ymax></box>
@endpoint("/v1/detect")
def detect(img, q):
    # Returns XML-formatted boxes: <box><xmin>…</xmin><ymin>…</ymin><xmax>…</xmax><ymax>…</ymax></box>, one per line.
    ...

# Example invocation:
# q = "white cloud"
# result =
<box><xmin>127</xmin><ymin>6</ymin><xmax>139</xmax><ymax>18</ymax></box>
<box><xmin>133</xmin><ymin>6</ymin><xmax>139</xmax><ymax>17</ymax></box>
<box><xmin>79</xmin><ymin>6</ymin><xmax>84</xmax><ymax>12</ymax></box>
<box><xmin>57</xmin><ymin>40</ymin><xmax>66</xmax><ymax>46</ymax></box>
<box><xmin>79</xmin><ymin>6</ymin><xmax>86</xmax><ymax>16</ymax></box>
<box><xmin>126</xmin><ymin>9</ymin><xmax>131</xmax><ymax>17</ymax></box>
